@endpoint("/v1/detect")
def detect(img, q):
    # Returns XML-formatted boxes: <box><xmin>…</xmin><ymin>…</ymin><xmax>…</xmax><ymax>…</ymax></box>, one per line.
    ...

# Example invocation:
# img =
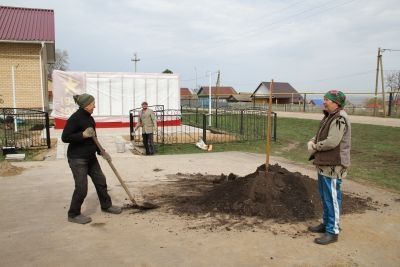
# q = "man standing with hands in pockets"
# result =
<box><xmin>135</xmin><ymin>101</ymin><xmax>157</xmax><ymax>155</ymax></box>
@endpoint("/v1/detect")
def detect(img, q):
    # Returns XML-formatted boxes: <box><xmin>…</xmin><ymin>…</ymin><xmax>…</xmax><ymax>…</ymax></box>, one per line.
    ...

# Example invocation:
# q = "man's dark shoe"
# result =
<box><xmin>68</xmin><ymin>214</ymin><xmax>92</xmax><ymax>224</ymax></box>
<box><xmin>314</xmin><ymin>233</ymin><xmax>338</xmax><ymax>245</ymax></box>
<box><xmin>102</xmin><ymin>205</ymin><xmax>122</xmax><ymax>214</ymax></box>
<box><xmin>308</xmin><ymin>223</ymin><xmax>325</xmax><ymax>233</ymax></box>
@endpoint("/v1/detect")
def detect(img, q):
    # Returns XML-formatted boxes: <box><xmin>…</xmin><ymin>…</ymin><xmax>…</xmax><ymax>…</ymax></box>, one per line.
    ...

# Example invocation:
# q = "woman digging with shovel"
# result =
<box><xmin>62</xmin><ymin>94</ymin><xmax>122</xmax><ymax>224</ymax></box>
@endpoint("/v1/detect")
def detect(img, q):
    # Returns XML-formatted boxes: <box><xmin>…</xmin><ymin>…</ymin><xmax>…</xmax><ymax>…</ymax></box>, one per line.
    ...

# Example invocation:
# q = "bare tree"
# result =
<box><xmin>386</xmin><ymin>71</ymin><xmax>400</xmax><ymax>106</ymax></box>
<box><xmin>48</xmin><ymin>49</ymin><xmax>69</xmax><ymax>78</ymax></box>
<box><xmin>386</xmin><ymin>71</ymin><xmax>400</xmax><ymax>91</ymax></box>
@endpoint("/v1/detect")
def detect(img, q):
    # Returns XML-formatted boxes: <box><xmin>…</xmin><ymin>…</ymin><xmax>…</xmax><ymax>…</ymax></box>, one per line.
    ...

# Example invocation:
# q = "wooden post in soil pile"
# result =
<box><xmin>265</xmin><ymin>79</ymin><xmax>274</xmax><ymax>173</ymax></box>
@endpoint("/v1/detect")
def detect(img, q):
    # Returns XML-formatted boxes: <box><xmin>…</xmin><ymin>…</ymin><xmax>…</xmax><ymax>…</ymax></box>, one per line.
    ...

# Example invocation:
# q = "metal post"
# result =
<box><xmin>11</xmin><ymin>65</ymin><xmax>18</xmax><ymax>132</ymax></box>
<box><xmin>240</xmin><ymin>110</ymin><xmax>244</xmax><ymax>135</ymax></box>
<box><xmin>202</xmin><ymin>114</ymin><xmax>207</xmax><ymax>144</ymax></box>
<box><xmin>129</xmin><ymin>111</ymin><xmax>134</xmax><ymax>141</ymax></box>
<box><xmin>215</xmin><ymin>107</ymin><xmax>218</xmax><ymax>128</ymax></box>
<box><xmin>388</xmin><ymin>92</ymin><xmax>393</xmax><ymax>117</ymax></box>
<box><xmin>45</xmin><ymin>112</ymin><xmax>51</xmax><ymax>148</ymax></box>
<box><xmin>273</xmin><ymin>112</ymin><xmax>277</xmax><ymax>142</ymax></box>
<box><xmin>208</xmin><ymin>71</ymin><xmax>212</xmax><ymax>126</ymax></box>
<box><xmin>303</xmin><ymin>93</ymin><xmax>307</xmax><ymax>112</ymax></box>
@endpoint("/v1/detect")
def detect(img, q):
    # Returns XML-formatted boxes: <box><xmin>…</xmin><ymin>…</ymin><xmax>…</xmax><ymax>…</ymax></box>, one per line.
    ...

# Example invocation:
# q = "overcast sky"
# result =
<box><xmin>4</xmin><ymin>0</ymin><xmax>400</xmax><ymax>93</ymax></box>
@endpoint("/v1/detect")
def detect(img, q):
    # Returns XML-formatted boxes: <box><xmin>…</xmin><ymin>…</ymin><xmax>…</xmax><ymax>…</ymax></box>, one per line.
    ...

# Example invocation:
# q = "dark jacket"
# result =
<box><xmin>313</xmin><ymin>109</ymin><xmax>351</xmax><ymax>167</ymax></box>
<box><xmin>61</xmin><ymin>108</ymin><xmax>100</xmax><ymax>159</ymax></box>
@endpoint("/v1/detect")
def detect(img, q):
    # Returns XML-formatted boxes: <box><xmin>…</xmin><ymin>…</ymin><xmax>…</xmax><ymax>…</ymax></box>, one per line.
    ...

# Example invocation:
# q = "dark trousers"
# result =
<box><xmin>68</xmin><ymin>157</ymin><xmax>112</xmax><ymax>217</ymax></box>
<box><xmin>142</xmin><ymin>133</ymin><xmax>154</xmax><ymax>155</ymax></box>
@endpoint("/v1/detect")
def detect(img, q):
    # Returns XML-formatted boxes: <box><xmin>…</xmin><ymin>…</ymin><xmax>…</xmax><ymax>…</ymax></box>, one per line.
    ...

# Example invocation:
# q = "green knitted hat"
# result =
<box><xmin>324</xmin><ymin>90</ymin><xmax>346</xmax><ymax>107</ymax></box>
<box><xmin>73</xmin><ymin>94</ymin><xmax>95</xmax><ymax>108</ymax></box>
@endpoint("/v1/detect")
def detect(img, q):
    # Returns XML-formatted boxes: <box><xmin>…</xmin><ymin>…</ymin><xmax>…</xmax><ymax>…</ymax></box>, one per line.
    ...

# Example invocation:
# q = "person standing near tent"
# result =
<box><xmin>307</xmin><ymin>90</ymin><xmax>351</xmax><ymax>245</ymax></box>
<box><xmin>135</xmin><ymin>101</ymin><xmax>157</xmax><ymax>155</ymax></box>
<box><xmin>62</xmin><ymin>93</ymin><xmax>122</xmax><ymax>225</ymax></box>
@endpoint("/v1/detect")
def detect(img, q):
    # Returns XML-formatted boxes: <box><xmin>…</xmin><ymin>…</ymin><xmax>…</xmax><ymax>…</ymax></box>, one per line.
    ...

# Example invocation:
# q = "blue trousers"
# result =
<box><xmin>318</xmin><ymin>174</ymin><xmax>342</xmax><ymax>234</ymax></box>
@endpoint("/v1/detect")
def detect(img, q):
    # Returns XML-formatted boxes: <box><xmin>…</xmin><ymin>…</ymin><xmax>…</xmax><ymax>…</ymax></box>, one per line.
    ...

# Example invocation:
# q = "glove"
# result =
<box><xmin>307</xmin><ymin>141</ymin><xmax>316</xmax><ymax>152</ymax></box>
<box><xmin>101</xmin><ymin>151</ymin><xmax>112</xmax><ymax>162</ymax></box>
<box><xmin>82</xmin><ymin>127</ymin><xmax>95</xmax><ymax>138</ymax></box>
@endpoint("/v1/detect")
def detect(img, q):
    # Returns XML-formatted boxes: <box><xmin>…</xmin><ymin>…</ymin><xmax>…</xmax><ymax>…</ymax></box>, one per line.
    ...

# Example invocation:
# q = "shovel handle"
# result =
<box><xmin>92</xmin><ymin>136</ymin><xmax>137</xmax><ymax>205</ymax></box>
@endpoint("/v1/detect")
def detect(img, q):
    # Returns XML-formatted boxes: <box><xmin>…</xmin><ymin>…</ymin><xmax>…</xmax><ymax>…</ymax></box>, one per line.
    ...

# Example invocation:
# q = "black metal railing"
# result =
<box><xmin>0</xmin><ymin>108</ymin><xmax>51</xmax><ymax>149</ymax></box>
<box><xmin>129</xmin><ymin>107</ymin><xmax>277</xmax><ymax>146</ymax></box>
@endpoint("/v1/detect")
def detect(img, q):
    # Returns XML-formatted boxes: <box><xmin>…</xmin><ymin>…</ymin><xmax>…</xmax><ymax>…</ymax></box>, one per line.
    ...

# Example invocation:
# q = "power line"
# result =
<box><xmin>144</xmin><ymin>0</ymin><xmax>357</xmax><ymax>62</ymax></box>
<box><xmin>203</xmin><ymin>0</ymin><xmax>357</xmax><ymax>51</ymax></box>
<box><xmin>142</xmin><ymin>0</ymin><xmax>307</xmax><ymax>62</ymax></box>
<box><xmin>295</xmin><ymin>70</ymin><xmax>374</xmax><ymax>83</ymax></box>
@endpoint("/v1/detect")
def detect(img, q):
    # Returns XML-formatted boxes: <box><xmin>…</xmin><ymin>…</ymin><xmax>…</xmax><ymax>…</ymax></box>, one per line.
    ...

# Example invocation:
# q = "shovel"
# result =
<box><xmin>92</xmin><ymin>135</ymin><xmax>159</xmax><ymax>210</ymax></box>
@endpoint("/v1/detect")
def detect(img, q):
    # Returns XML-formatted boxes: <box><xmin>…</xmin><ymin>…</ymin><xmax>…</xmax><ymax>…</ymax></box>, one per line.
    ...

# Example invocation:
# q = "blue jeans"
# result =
<box><xmin>68</xmin><ymin>157</ymin><xmax>112</xmax><ymax>217</ymax></box>
<box><xmin>318</xmin><ymin>174</ymin><xmax>342</xmax><ymax>234</ymax></box>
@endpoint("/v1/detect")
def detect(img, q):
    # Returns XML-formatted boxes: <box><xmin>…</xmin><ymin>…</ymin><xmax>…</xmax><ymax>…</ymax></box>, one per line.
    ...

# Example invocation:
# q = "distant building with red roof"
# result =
<box><xmin>180</xmin><ymin>87</ymin><xmax>197</xmax><ymax>100</ymax></box>
<box><xmin>197</xmin><ymin>86</ymin><xmax>237</xmax><ymax>108</ymax></box>
<box><xmin>251</xmin><ymin>82</ymin><xmax>303</xmax><ymax>105</ymax></box>
<box><xmin>0</xmin><ymin>5</ymin><xmax>55</xmax><ymax>111</ymax></box>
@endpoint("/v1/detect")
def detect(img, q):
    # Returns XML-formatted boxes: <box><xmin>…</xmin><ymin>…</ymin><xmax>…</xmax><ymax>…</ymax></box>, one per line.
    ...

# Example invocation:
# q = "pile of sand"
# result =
<box><xmin>0</xmin><ymin>161</ymin><xmax>24</xmax><ymax>176</ymax></box>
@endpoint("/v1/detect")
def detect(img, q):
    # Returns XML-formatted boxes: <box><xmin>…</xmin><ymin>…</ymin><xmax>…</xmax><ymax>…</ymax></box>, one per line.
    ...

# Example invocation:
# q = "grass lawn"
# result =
<box><xmin>158</xmin><ymin>117</ymin><xmax>400</xmax><ymax>191</ymax></box>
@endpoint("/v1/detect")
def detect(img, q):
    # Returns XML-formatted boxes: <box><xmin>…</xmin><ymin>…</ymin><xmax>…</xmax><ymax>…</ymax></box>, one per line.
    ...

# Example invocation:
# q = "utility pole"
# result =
<box><xmin>374</xmin><ymin>48</ymin><xmax>382</xmax><ymax>116</ymax></box>
<box><xmin>131</xmin><ymin>52</ymin><xmax>140</xmax><ymax>72</ymax></box>
<box><xmin>377</xmin><ymin>48</ymin><xmax>400</xmax><ymax>117</ymax></box>
<box><xmin>374</xmin><ymin>48</ymin><xmax>398</xmax><ymax>116</ymax></box>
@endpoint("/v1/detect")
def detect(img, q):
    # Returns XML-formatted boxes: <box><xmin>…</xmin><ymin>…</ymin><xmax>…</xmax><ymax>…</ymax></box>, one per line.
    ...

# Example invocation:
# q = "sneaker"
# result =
<box><xmin>102</xmin><ymin>205</ymin><xmax>122</xmax><ymax>214</ymax></box>
<box><xmin>308</xmin><ymin>223</ymin><xmax>325</xmax><ymax>233</ymax></box>
<box><xmin>314</xmin><ymin>233</ymin><xmax>338</xmax><ymax>245</ymax></box>
<box><xmin>68</xmin><ymin>214</ymin><xmax>92</xmax><ymax>224</ymax></box>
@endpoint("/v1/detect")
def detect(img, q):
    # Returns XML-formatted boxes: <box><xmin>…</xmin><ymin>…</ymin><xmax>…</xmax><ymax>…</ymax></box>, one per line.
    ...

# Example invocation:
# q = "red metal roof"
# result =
<box><xmin>180</xmin><ymin>88</ymin><xmax>192</xmax><ymax>96</ymax></box>
<box><xmin>198</xmin><ymin>86</ymin><xmax>238</xmax><ymax>96</ymax></box>
<box><xmin>0</xmin><ymin>5</ymin><xmax>55</xmax><ymax>42</ymax></box>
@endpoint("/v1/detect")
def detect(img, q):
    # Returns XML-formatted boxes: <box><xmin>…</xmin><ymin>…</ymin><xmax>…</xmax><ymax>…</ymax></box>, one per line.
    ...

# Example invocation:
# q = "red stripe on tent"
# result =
<box><xmin>54</xmin><ymin>118</ymin><xmax>181</xmax><ymax>129</ymax></box>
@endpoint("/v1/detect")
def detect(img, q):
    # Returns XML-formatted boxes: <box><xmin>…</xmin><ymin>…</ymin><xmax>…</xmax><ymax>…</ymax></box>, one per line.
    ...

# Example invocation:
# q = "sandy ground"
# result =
<box><xmin>0</xmin><ymin>149</ymin><xmax>399</xmax><ymax>266</ymax></box>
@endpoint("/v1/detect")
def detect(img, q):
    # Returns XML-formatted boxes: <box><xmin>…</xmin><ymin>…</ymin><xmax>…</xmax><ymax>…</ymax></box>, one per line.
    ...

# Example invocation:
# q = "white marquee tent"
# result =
<box><xmin>51</xmin><ymin>71</ymin><xmax>180</xmax><ymax>128</ymax></box>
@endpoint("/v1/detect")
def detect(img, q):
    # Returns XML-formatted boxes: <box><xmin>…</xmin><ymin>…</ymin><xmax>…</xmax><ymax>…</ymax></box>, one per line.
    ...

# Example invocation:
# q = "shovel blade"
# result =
<box><xmin>125</xmin><ymin>202</ymin><xmax>159</xmax><ymax>210</ymax></box>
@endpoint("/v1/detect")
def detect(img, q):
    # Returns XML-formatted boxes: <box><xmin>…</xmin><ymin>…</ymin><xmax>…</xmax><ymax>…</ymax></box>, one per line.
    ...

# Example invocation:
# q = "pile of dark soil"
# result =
<box><xmin>148</xmin><ymin>164</ymin><xmax>374</xmax><ymax>222</ymax></box>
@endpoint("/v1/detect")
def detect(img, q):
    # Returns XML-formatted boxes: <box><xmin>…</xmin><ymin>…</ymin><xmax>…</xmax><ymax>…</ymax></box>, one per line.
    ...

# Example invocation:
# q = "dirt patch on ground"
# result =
<box><xmin>0</xmin><ymin>161</ymin><xmax>25</xmax><ymax>176</ymax></box>
<box><xmin>281</xmin><ymin>141</ymin><xmax>299</xmax><ymax>152</ymax></box>
<box><xmin>143</xmin><ymin>164</ymin><xmax>374</xmax><ymax>225</ymax></box>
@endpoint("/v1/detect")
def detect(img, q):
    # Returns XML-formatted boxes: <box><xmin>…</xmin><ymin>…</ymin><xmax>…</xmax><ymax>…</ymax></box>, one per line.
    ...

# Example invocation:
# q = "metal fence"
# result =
<box><xmin>0</xmin><ymin>108</ymin><xmax>51</xmax><ymax>150</ymax></box>
<box><xmin>129</xmin><ymin>107</ymin><xmax>276</xmax><ymax>146</ymax></box>
<box><xmin>181</xmin><ymin>92</ymin><xmax>400</xmax><ymax>117</ymax></box>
